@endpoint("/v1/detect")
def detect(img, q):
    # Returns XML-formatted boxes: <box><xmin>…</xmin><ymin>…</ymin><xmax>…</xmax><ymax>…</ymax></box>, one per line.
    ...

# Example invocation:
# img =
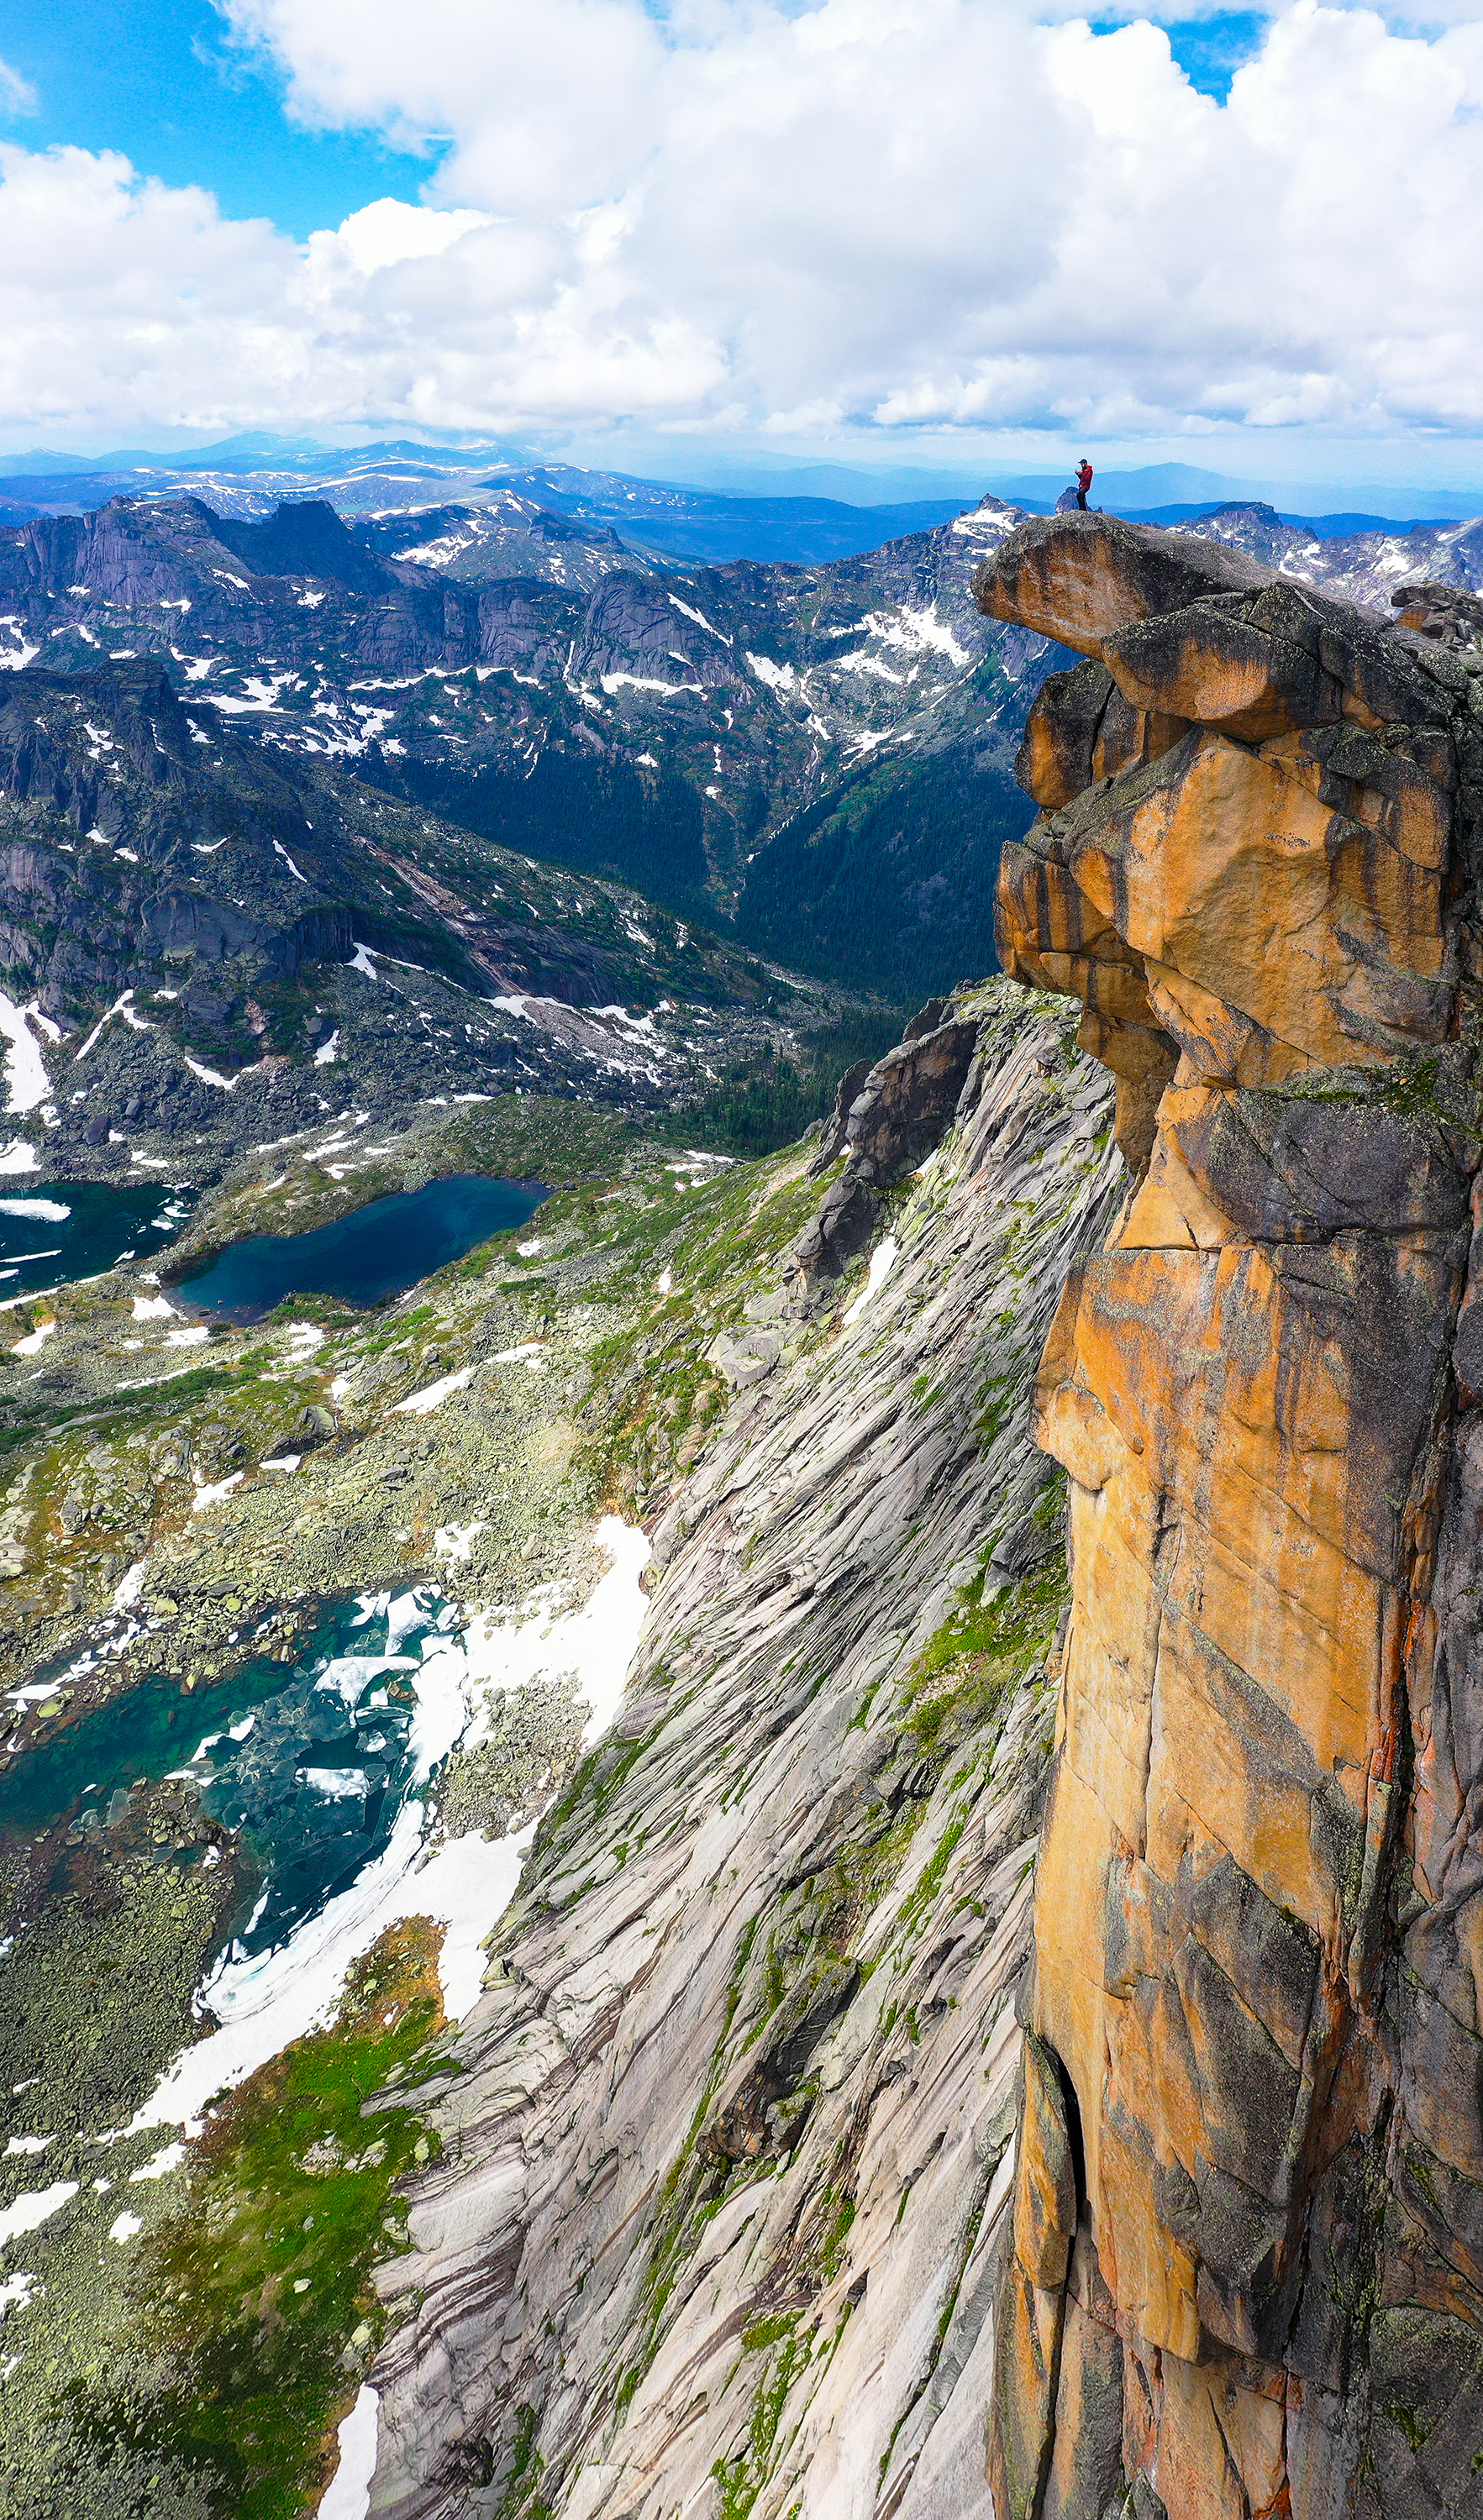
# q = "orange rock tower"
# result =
<box><xmin>976</xmin><ymin>514</ymin><xmax>1483</xmax><ymax>2520</ymax></box>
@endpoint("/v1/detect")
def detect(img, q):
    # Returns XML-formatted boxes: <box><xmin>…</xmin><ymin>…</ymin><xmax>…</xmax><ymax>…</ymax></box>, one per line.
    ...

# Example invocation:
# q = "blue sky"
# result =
<box><xmin>3</xmin><ymin>0</ymin><xmax>1277</xmax><ymax>223</ymax></box>
<box><xmin>0</xmin><ymin>0</ymin><xmax>436</xmax><ymax>234</ymax></box>
<box><xmin>1096</xmin><ymin>8</ymin><xmax>1268</xmax><ymax>93</ymax></box>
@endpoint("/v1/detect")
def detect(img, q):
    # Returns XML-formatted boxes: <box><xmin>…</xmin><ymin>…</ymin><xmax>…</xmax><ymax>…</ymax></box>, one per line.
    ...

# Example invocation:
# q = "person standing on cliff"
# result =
<box><xmin>1075</xmin><ymin>458</ymin><xmax>1093</xmax><ymax>510</ymax></box>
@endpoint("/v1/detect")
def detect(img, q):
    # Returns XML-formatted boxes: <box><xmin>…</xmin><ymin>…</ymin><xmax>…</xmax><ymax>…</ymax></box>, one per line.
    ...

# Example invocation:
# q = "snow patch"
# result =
<box><xmin>599</xmin><ymin>671</ymin><xmax>699</xmax><ymax>698</ymax></box>
<box><xmin>0</xmin><ymin>622</ymin><xmax>39</xmax><ymax>672</ymax></box>
<box><xmin>669</xmin><ymin>595</ymin><xmax>732</xmax><ymax>645</ymax></box>
<box><xmin>434</xmin><ymin>1520</ymin><xmax>485</xmax><ymax>1563</ymax></box>
<box><xmin>393</xmin><ymin>1366</ymin><xmax>473</xmax><ymax>1415</ymax></box>
<box><xmin>318</xmin><ymin>2385</ymin><xmax>380</xmax><ymax>2520</ymax></box>
<box><xmin>843</xmin><ymin>1235</ymin><xmax>900</xmax><ymax>1327</ymax></box>
<box><xmin>112</xmin><ymin>1559</ymin><xmax>149</xmax><ymax>1613</ymax></box>
<box><xmin>0</xmin><ymin>2182</ymin><xmax>77</xmax><ymax>2245</ymax></box>
<box><xmin>0</xmin><ymin>995</ymin><xmax>50</xmax><ymax>1115</ymax></box>
<box><xmin>129</xmin><ymin>2142</ymin><xmax>185</xmax><ymax>2182</ymax></box>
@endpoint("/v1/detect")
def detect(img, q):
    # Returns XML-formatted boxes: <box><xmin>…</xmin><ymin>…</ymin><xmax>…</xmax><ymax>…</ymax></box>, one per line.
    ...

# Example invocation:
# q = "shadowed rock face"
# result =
<box><xmin>976</xmin><ymin>514</ymin><xmax>1483</xmax><ymax>2516</ymax></box>
<box><xmin>792</xmin><ymin>1006</ymin><xmax>983</xmax><ymax>1283</ymax></box>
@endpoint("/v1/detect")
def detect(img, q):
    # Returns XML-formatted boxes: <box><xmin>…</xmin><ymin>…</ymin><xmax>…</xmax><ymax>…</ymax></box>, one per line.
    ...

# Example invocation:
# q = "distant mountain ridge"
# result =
<box><xmin>0</xmin><ymin>487</ymin><xmax>1052</xmax><ymax>1005</ymax></box>
<box><xmin>0</xmin><ymin>442</ymin><xmax>974</xmax><ymax>567</ymax></box>
<box><xmin>5</xmin><ymin>482</ymin><xmax>1483</xmax><ymax>1019</ymax></box>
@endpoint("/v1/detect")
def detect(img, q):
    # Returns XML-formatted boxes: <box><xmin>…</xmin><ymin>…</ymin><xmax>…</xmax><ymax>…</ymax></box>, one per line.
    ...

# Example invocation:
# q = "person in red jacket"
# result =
<box><xmin>1075</xmin><ymin>458</ymin><xmax>1093</xmax><ymax>509</ymax></box>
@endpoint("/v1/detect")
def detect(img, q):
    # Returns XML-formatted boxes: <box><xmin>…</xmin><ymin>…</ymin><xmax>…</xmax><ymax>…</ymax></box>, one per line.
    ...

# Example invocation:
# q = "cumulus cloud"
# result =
<box><xmin>3</xmin><ymin>0</ymin><xmax>1483</xmax><ymax>445</ymax></box>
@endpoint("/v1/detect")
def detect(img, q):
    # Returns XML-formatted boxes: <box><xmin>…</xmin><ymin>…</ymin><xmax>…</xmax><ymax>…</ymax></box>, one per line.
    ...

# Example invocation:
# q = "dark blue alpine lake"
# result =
<box><xmin>177</xmin><ymin>1173</ymin><xmax>547</xmax><ymax>1319</ymax></box>
<box><xmin>0</xmin><ymin>1181</ymin><xmax>193</xmax><ymax>1294</ymax></box>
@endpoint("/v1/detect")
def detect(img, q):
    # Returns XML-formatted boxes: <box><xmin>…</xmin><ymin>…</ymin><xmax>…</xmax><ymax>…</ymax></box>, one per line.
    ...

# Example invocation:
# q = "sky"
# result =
<box><xmin>4</xmin><ymin>0</ymin><xmax>1483</xmax><ymax>491</ymax></box>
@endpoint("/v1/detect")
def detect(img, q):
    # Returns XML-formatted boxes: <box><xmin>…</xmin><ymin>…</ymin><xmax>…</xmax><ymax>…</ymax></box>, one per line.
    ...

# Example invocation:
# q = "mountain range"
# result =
<box><xmin>5</xmin><ymin>472</ymin><xmax>1483</xmax><ymax>1196</ymax></box>
<box><xmin>0</xmin><ymin>485</ymin><xmax>1049</xmax><ymax>1013</ymax></box>
<box><xmin>7</xmin><ymin>472</ymin><xmax>1483</xmax><ymax>2520</ymax></box>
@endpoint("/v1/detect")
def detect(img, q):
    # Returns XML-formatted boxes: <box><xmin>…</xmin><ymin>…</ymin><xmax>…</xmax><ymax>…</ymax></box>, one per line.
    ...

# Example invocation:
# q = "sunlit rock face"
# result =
<box><xmin>976</xmin><ymin>512</ymin><xmax>1483</xmax><ymax>2519</ymax></box>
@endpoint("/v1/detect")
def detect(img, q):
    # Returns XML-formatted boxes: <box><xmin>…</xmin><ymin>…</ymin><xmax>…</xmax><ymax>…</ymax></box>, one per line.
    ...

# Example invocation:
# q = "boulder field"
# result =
<box><xmin>977</xmin><ymin>512</ymin><xmax>1483</xmax><ymax>2517</ymax></box>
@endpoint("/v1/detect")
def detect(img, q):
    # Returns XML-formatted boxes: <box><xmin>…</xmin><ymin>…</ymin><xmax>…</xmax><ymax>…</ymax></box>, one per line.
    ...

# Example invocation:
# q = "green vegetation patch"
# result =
<box><xmin>903</xmin><ymin>1502</ymin><xmax>1070</xmax><ymax>1759</ymax></box>
<box><xmin>571</xmin><ymin>1150</ymin><xmax>829</xmax><ymax>1515</ymax></box>
<box><xmin>712</xmin><ymin>2318</ymin><xmax>812</xmax><ymax>2520</ymax></box>
<box><xmin>74</xmin><ymin>1918</ymin><xmax>454</xmax><ymax>2520</ymax></box>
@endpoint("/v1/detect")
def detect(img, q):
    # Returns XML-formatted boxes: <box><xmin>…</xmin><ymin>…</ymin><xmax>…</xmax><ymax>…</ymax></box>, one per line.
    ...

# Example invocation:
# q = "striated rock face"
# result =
<box><xmin>362</xmin><ymin>983</ymin><xmax>1122</xmax><ymax>2519</ymax></box>
<box><xmin>974</xmin><ymin>512</ymin><xmax>1483</xmax><ymax>2516</ymax></box>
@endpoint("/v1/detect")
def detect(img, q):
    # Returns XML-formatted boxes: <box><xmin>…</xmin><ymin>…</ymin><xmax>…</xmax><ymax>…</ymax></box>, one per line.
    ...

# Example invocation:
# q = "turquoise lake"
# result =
<box><xmin>0</xmin><ymin>1590</ymin><xmax>460</xmax><ymax>1958</ymax></box>
<box><xmin>178</xmin><ymin>1173</ymin><xmax>547</xmax><ymax>1319</ymax></box>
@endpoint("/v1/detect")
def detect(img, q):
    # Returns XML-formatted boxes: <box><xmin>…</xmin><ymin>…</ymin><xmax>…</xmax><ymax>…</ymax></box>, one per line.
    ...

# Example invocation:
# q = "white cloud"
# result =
<box><xmin>0</xmin><ymin>56</ymin><xmax>37</xmax><ymax>119</ymax></box>
<box><xmin>3</xmin><ymin>0</ymin><xmax>1483</xmax><ymax>446</ymax></box>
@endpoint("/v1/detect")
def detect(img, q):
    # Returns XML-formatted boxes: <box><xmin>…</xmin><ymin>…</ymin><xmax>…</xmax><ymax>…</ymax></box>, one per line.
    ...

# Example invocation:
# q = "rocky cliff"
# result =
<box><xmin>354</xmin><ymin>979</ymin><xmax>1120</xmax><ymax>2518</ymax></box>
<box><xmin>976</xmin><ymin>512</ymin><xmax>1483</xmax><ymax>2517</ymax></box>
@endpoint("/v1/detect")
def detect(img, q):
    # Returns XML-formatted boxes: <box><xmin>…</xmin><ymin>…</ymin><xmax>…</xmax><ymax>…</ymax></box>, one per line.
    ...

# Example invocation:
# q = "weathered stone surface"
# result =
<box><xmin>1039</xmin><ymin>2230</ymin><xmax>1124</xmax><ymax>2520</ymax></box>
<box><xmin>1017</xmin><ymin>662</ymin><xmax>1110</xmax><ymax>810</ymax></box>
<box><xmin>971</xmin><ymin>512</ymin><xmax>1275</xmax><ymax>660</ymax></box>
<box><xmin>1016</xmin><ymin>660</ymin><xmax>1194</xmax><ymax>815</ymax></box>
<box><xmin>984</xmin><ymin>513</ymin><xmax>1483</xmax><ymax>2519</ymax></box>
<box><xmin>1008</xmin><ymin>727</ymin><xmax>1454</xmax><ymax>1079</ymax></box>
<box><xmin>362</xmin><ymin>984</ymin><xmax>1124</xmax><ymax>2520</ymax></box>
<box><xmin>1101</xmin><ymin>594</ymin><xmax>1344</xmax><ymax>741</ymax></box>
<box><xmin>791</xmin><ymin>1009</ymin><xmax>981</xmax><ymax>1279</ymax></box>
<box><xmin>842</xmin><ymin>1016</ymin><xmax>981</xmax><ymax>1185</ymax></box>
<box><xmin>1157</xmin><ymin>1080</ymin><xmax>1468</xmax><ymax>1243</ymax></box>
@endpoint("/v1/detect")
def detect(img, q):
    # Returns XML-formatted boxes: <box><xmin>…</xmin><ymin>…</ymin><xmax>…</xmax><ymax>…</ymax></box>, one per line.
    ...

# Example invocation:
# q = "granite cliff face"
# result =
<box><xmin>357</xmin><ymin>980</ymin><xmax>1120</xmax><ymax>2519</ymax></box>
<box><xmin>976</xmin><ymin>513</ymin><xmax>1483</xmax><ymax>2517</ymax></box>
